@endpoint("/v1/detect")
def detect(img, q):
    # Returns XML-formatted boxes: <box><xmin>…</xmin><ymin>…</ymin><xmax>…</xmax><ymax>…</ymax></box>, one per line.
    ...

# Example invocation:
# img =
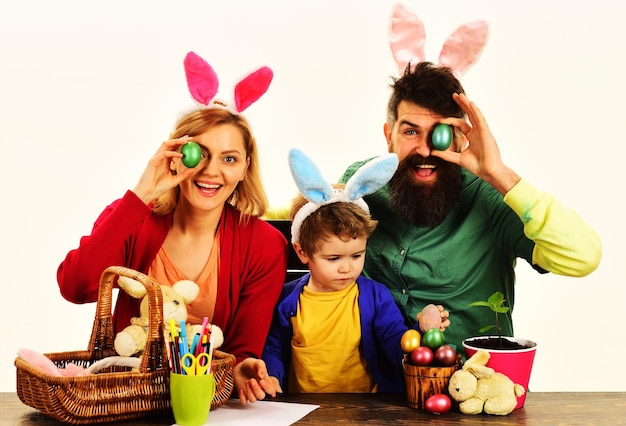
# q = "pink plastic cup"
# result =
<box><xmin>463</xmin><ymin>337</ymin><xmax>537</xmax><ymax>409</ymax></box>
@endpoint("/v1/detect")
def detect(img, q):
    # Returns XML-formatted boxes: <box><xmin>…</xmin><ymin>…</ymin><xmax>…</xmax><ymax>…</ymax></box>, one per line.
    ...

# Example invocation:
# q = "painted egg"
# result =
<box><xmin>431</xmin><ymin>123</ymin><xmax>452</xmax><ymax>150</ymax></box>
<box><xmin>434</xmin><ymin>344</ymin><xmax>457</xmax><ymax>366</ymax></box>
<box><xmin>422</xmin><ymin>328</ymin><xmax>445</xmax><ymax>350</ymax></box>
<box><xmin>410</xmin><ymin>346</ymin><xmax>433</xmax><ymax>366</ymax></box>
<box><xmin>418</xmin><ymin>303</ymin><xmax>442</xmax><ymax>332</ymax></box>
<box><xmin>424</xmin><ymin>393</ymin><xmax>452</xmax><ymax>414</ymax></box>
<box><xmin>400</xmin><ymin>329</ymin><xmax>421</xmax><ymax>353</ymax></box>
<box><xmin>181</xmin><ymin>141</ymin><xmax>202</xmax><ymax>168</ymax></box>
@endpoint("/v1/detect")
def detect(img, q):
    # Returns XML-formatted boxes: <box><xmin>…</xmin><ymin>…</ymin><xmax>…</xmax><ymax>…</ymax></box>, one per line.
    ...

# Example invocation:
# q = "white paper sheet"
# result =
<box><xmin>173</xmin><ymin>399</ymin><xmax>320</xmax><ymax>426</ymax></box>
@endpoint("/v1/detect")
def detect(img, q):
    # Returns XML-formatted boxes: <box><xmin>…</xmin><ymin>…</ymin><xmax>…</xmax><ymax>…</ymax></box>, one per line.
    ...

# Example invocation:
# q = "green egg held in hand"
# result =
<box><xmin>181</xmin><ymin>141</ymin><xmax>202</xmax><ymax>168</ymax></box>
<box><xmin>431</xmin><ymin>123</ymin><xmax>452</xmax><ymax>151</ymax></box>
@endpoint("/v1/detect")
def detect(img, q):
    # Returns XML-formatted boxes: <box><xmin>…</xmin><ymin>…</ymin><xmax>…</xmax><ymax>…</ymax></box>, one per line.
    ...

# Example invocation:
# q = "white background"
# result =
<box><xmin>1</xmin><ymin>0</ymin><xmax>624</xmax><ymax>393</ymax></box>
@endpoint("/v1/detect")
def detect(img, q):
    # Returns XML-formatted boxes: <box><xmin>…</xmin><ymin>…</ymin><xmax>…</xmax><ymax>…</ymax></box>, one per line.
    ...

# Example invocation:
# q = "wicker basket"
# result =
<box><xmin>15</xmin><ymin>266</ymin><xmax>235</xmax><ymax>424</ymax></box>
<box><xmin>404</xmin><ymin>354</ymin><xmax>461</xmax><ymax>410</ymax></box>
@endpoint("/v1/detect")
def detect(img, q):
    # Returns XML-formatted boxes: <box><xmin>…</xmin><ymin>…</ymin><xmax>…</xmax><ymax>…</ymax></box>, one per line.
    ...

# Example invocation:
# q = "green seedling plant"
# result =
<box><xmin>469</xmin><ymin>291</ymin><xmax>509</xmax><ymax>342</ymax></box>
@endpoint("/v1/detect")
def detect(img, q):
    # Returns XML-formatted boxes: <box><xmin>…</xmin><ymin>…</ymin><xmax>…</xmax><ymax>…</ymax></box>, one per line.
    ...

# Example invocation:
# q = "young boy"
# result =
<box><xmin>263</xmin><ymin>195</ymin><xmax>409</xmax><ymax>393</ymax></box>
<box><xmin>235</xmin><ymin>150</ymin><xmax>449</xmax><ymax>403</ymax></box>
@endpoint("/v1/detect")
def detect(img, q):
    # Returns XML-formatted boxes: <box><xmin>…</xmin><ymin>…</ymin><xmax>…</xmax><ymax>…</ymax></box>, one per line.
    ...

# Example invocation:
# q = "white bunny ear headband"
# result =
<box><xmin>289</xmin><ymin>149</ymin><xmax>399</xmax><ymax>244</ymax></box>
<box><xmin>183</xmin><ymin>51</ymin><xmax>273</xmax><ymax>114</ymax></box>
<box><xmin>389</xmin><ymin>2</ymin><xmax>489</xmax><ymax>79</ymax></box>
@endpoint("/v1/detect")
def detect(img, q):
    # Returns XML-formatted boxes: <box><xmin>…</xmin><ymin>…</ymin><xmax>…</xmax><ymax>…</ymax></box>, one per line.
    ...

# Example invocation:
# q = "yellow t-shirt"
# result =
<box><xmin>288</xmin><ymin>282</ymin><xmax>376</xmax><ymax>393</ymax></box>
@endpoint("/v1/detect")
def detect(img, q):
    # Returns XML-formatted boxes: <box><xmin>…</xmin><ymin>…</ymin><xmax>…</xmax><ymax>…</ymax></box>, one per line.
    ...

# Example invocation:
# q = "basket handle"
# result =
<box><xmin>88</xmin><ymin>266</ymin><xmax>169</xmax><ymax>373</ymax></box>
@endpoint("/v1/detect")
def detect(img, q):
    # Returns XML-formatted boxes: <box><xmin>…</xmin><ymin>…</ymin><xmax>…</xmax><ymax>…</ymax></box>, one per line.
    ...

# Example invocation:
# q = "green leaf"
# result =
<box><xmin>487</xmin><ymin>291</ymin><xmax>505</xmax><ymax>307</ymax></box>
<box><xmin>479</xmin><ymin>325</ymin><xmax>496</xmax><ymax>333</ymax></box>
<box><xmin>468</xmin><ymin>301</ymin><xmax>491</xmax><ymax>308</ymax></box>
<box><xmin>469</xmin><ymin>291</ymin><xmax>510</xmax><ymax>336</ymax></box>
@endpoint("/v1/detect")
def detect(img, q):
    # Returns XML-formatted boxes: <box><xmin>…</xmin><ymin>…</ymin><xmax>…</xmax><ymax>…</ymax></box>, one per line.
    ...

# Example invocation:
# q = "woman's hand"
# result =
<box><xmin>132</xmin><ymin>137</ymin><xmax>198</xmax><ymax>205</ymax></box>
<box><xmin>233</xmin><ymin>358</ymin><xmax>283</xmax><ymax>405</ymax></box>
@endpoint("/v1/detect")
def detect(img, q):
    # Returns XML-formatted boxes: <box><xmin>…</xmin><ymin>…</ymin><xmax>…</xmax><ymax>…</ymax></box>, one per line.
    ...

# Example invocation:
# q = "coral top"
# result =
<box><xmin>148</xmin><ymin>231</ymin><xmax>220</xmax><ymax>325</ymax></box>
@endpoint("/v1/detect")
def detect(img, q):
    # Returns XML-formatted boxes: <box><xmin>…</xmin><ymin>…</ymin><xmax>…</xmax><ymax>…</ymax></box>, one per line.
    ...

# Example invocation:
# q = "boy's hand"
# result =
<box><xmin>233</xmin><ymin>358</ymin><xmax>283</xmax><ymax>405</ymax></box>
<box><xmin>417</xmin><ymin>304</ymin><xmax>450</xmax><ymax>332</ymax></box>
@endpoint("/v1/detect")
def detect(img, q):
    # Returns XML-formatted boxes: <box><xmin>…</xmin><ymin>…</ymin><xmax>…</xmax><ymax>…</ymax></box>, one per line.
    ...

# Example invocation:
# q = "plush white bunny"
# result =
<box><xmin>113</xmin><ymin>276</ymin><xmax>223</xmax><ymax>357</ymax></box>
<box><xmin>448</xmin><ymin>350</ymin><xmax>525</xmax><ymax>416</ymax></box>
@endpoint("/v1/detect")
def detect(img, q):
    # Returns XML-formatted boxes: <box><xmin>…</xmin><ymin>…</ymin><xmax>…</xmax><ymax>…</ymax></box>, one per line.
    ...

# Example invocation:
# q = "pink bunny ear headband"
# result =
<box><xmin>389</xmin><ymin>2</ymin><xmax>489</xmax><ymax>78</ymax></box>
<box><xmin>183</xmin><ymin>51</ymin><xmax>273</xmax><ymax>114</ymax></box>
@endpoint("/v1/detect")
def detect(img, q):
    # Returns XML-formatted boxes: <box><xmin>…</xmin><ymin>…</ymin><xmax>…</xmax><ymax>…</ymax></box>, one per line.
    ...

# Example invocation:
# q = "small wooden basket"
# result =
<box><xmin>15</xmin><ymin>266</ymin><xmax>235</xmax><ymax>424</ymax></box>
<box><xmin>403</xmin><ymin>354</ymin><xmax>460</xmax><ymax>410</ymax></box>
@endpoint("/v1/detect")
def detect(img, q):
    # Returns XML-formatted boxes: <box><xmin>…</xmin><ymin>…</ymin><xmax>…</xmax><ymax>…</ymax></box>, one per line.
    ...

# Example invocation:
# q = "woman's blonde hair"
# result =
<box><xmin>152</xmin><ymin>108</ymin><xmax>268</xmax><ymax>218</ymax></box>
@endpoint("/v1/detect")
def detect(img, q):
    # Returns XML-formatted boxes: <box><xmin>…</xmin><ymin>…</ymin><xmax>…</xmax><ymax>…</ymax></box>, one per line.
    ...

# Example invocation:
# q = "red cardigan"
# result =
<box><xmin>57</xmin><ymin>190</ymin><xmax>288</xmax><ymax>363</ymax></box>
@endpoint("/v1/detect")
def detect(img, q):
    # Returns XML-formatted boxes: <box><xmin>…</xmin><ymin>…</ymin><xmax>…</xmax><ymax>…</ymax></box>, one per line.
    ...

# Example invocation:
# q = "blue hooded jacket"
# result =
<box><xmin>262</xmin><ymin>273</ymin><xmax>408</xmax><ymax>392</ymax></box>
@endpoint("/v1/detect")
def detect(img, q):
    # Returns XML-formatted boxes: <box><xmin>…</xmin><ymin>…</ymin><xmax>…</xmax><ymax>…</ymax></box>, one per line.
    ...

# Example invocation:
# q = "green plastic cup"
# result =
<box><xmin>170</xmin><ymin>372</ymin><xmax>216</xmax><ymax>426</ymax></box>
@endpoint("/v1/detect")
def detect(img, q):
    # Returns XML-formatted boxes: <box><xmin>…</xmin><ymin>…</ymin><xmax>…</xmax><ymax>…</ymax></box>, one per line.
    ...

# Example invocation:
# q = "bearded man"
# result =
<box><xmin>339</xmin><ymin>62</ymin><xmax>601</xmax><ymax>351</ymax></box>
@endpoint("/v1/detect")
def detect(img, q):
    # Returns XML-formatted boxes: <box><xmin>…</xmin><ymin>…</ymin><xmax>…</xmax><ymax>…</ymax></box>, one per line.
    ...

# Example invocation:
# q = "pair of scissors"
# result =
<box><xmin>180</xmin><ymin>352</ymin><xmax>211</xmax><ymax>375</ymax></box>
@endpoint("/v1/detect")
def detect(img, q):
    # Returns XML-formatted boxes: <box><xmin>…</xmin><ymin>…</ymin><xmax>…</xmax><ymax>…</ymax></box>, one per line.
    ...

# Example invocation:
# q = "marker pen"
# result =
<box><xmin>179</xmin><ymin>320</ymin><xmax>188</xmax><ymax>356</ymax></box>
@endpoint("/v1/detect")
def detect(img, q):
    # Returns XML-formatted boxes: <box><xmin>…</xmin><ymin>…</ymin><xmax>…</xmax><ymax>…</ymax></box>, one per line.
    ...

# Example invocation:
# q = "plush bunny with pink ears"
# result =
<box><xmin>389</xmin><ymin>3</ymin><xmax>489</xmax><ymax>79</ymax></box>
<box><xmin>183</xmin><ymin>51</ymin><xmax>273</xmax><ymax>113</ymax></box>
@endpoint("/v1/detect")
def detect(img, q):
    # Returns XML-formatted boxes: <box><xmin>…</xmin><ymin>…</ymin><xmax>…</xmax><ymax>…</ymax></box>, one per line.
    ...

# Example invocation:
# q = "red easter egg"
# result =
<box><xmin>434</xmin><ymin>344</ymin><xmax>457</xmax><ymax>366</ymax></box>
<box><xmin>410</xmin><ymin>346</ymin><xmax>434</xmax><ymax>366</ymax></box>
<box><xmin>424</xmin><ymin>393</ymin><xmax>452</xmax><ymax>414</ymax></box>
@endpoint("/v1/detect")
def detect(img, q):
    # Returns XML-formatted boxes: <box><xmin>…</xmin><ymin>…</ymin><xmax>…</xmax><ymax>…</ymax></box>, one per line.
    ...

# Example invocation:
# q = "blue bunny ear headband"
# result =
<box><xmin>289</xmin><ymin>148</ymin><xmax>399</xmax><ymax>244</ymax></box>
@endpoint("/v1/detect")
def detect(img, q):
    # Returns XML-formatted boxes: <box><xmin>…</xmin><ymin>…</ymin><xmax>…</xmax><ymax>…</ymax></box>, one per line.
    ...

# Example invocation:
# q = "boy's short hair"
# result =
<box><xmin>289</xmin><ymin>187</ymin><xmax>378</xmax><ymax>256</ymax></box>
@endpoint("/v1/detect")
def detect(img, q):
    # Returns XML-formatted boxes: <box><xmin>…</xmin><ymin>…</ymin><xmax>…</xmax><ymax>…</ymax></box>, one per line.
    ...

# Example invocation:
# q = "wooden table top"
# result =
<box><xmin>3</xmin><ymin>391</ymin><xmax>625</xmax><ymax>425</ymax></box>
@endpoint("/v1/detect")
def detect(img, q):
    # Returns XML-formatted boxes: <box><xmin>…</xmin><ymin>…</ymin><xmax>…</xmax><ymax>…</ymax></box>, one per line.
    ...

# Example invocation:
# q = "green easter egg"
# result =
<box><xmin>432</xmin><ymin>123</ymin><xmax>452</xmax><ymax>151</ymax></box>
<box><xmin>422</xmin><ymin>328</ymin><xmax>445</xmax><ymax>350</ymax></box>
<box><xmin>181</xmin><ymin>141</ymin><xmax>202</xmax><ymax>168</ymax></box>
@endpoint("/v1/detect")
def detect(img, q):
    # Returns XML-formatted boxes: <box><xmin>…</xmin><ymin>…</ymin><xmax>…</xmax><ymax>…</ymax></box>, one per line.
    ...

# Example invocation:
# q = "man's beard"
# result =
<box><xmin>388</xmin><ymin>154</ymin><xmax>462</xmax><ymax>227</ymax></box>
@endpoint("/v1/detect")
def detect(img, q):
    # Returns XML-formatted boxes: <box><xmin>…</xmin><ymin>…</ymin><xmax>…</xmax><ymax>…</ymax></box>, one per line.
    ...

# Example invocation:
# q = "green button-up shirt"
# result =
<box><xmin>341</xmin><ymin>159</ymin><xmax>600</xmax><ymax>351</ymax></box>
